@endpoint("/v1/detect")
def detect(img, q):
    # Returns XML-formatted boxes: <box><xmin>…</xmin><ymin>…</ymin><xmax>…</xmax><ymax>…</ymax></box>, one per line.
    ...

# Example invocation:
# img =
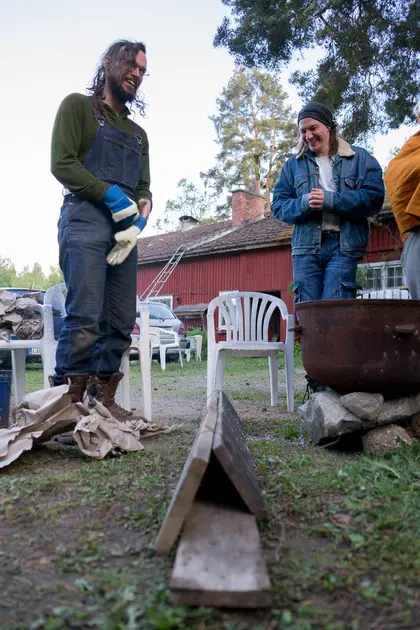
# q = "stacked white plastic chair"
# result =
<box><xmin>149</xmin><ymin>327</ymin><xmax>183</xmax><ymax>371</ymax></box>
<box><xmin>206</xmin><ymin>291</ymin><xmax>295</xmax><ymax>411</ymax></box>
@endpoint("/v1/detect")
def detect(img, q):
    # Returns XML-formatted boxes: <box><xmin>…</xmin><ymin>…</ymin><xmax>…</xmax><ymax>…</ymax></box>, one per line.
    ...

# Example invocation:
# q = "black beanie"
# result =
<box><xmin>297</xmin><ymin>101</ymin><xmax>336</xmax><ymax>128</ymax></box>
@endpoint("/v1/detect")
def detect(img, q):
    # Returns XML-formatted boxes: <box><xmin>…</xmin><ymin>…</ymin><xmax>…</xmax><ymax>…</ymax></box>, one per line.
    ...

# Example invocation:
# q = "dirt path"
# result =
<box><xmin>128</xmin><ymin>359</ymin><xmax>307</xmax><ymax>425</ymax></box>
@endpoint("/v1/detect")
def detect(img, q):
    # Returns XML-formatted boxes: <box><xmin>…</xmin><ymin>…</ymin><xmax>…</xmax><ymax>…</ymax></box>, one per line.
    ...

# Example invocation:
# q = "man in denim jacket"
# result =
<box><xmin>271</xmin><ymin>102</ymin><xmax>384</xmax><ymax>303</ymax></box>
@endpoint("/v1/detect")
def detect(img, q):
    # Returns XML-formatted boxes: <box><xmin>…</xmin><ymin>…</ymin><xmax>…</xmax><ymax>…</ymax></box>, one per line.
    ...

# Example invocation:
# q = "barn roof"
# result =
<box><xmin>138</xmin><ymin>213</ymin><xmax>292</xmax><ymax>264</ymax></box>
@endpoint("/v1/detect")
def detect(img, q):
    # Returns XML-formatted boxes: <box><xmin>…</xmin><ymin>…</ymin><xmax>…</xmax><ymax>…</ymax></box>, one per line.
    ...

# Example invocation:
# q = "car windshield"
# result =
<box><xmin>137</xmin><ymin>303</ymin><xmax>173</xmax><ymax>320</ymax></box>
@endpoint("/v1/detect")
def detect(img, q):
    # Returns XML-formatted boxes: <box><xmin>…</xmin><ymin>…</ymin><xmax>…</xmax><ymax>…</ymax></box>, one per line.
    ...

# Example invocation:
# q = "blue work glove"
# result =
<box><xmin>103</xmin><ymin>184</ymin><xmax>139</xmax><ymax>229</ymax></box>
<box><xmin>106</xmin><ymin>216</ymin><xmax>148</xmax><ymax>266</ymax></box>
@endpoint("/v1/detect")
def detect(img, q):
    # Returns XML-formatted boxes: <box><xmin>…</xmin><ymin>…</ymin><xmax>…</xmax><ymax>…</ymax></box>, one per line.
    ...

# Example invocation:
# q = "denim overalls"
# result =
<box><xmin>54</xmin><ymin>106</ymin><xmax>142</xmax><ymax>384</ymax></box>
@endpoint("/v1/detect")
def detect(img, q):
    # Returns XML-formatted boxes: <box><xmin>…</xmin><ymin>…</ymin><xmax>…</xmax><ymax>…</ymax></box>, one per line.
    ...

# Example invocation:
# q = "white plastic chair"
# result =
<box><xmin>206</xmin><ymin>292</ymin><xmax>295</xmax><ymax>411</ymax></box>
<box><xmin>0</xmin><ymin>286</ymin><xmax>62</xmax><ymax>402</ymax></box>
<box><xmin>120</xmin><ymin>305</ymin><xmax>152</xmax><ymax>421</ymax></box>
<box><xmin>44</xmin><ymin>283</ymin><xmax>67</xmax><ymax>313</ymax></box>
<box><xmin>43</xmin><ymin>281</ymin><xmax>66</xmax><ymax>379</ymax></box>
<box><xmin>43</xmin><ymin>287</ymin><xmax>152</xmax><ymax>421</ymax></box>
<box><xmin>149</xmin><ymin>327</ymin><xmax>183</xmax><ymax>370</ymax></box>
<box><xmin>44</xmin><ymin>286</ymin><xmax>152</xmax><ymax>420</ymax></box>
<box><xmin>185</xmin><ymin>334</ymin><xmax>203</xmax><ymax>362</ymax></box>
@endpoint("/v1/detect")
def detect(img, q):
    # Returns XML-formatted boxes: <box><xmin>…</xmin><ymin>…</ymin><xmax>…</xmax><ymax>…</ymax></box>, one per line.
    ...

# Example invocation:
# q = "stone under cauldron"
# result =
<box><xmin>293</xmin><ymin>299</ymin><xmax>420</xmax><ymax>454</ymax></box>
<box><xmin>300</xmin><ymin>390</ymin><xmax>420</xmax><ymax>454</ymax></box>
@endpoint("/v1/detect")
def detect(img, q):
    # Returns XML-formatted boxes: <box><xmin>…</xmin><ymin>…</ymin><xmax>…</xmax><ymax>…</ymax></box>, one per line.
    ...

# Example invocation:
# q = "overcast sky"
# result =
<box><xmin>1</xmin><ymin>0</ymin><xmax>414</xmax><ymax>272</ymax></box>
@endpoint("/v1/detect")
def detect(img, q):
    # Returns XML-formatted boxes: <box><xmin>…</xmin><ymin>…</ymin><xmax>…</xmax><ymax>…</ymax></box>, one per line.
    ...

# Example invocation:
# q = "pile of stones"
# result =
<box><xmin>300</xmin><ymin>390</ymin><xmax>420</xmax><ymax>455</ymax></box>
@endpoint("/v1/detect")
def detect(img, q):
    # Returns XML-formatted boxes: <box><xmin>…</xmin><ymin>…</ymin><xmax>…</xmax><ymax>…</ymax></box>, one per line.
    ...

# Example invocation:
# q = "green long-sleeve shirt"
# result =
<box><xmin>51</xmin><ymin>93</ymin><xmax>152</xmax><ymax>204</ymax></box>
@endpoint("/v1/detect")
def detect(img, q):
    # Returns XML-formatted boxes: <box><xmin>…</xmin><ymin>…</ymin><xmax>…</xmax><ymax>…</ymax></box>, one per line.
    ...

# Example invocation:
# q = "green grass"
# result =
<box><xmin>24</xmin><ymin>352</ymin><xmax>303</xmax><ymax>391</ymax></box>
<box><xmin>253</xmin><ymin>440</ymin><xmax>420</xmax><ymax>604</ymax></box>
<box><xmin>2</xmin><ymin>356</ymin><xmax>419</xmax><ymax>629</ymax></box>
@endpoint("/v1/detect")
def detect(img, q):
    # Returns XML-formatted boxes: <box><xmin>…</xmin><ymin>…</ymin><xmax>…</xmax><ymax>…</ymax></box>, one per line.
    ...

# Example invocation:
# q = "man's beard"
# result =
<box><xmin>108</xmin><ymin>73</ymin><xmax>137</xmax><ymax>104</ymax></box>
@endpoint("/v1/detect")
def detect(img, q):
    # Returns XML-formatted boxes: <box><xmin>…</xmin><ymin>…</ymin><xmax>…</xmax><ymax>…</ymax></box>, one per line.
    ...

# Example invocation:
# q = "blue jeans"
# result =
<box><xmin>292</xmin><ymin>233</ymin><xmax>359</xmax><ymax>303</ymax></box>
<box><xmin>54</xmin><ymin>198</ymin><xmax>137</xmax><ymax>384</ymax></box>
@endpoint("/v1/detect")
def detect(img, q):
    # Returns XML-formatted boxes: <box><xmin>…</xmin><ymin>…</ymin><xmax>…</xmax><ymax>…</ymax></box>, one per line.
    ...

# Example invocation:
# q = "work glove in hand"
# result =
<box><xmin>103</xmin><ymin>184</ymin><xmax>139</xmax><ymax>229</ymax></box>
<box><xmin>106</xmin><ymin>216</ymin><xmax>147</xmax><ymax>266</ymax></box>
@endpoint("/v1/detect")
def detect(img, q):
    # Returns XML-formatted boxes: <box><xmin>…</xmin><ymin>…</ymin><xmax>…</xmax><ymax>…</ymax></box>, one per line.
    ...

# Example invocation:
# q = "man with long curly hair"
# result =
<box><xmin>50</xmin><ymin>40</ymin><xmax>152</xmax><ymax>422</ymax></box>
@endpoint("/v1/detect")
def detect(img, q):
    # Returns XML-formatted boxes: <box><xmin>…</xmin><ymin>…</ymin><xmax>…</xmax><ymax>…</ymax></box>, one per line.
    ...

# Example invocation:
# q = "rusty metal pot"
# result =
<box><xmin>294</xmin><ymin>299</ymin><xmax>420</xmax><ymax>397</ymax></box>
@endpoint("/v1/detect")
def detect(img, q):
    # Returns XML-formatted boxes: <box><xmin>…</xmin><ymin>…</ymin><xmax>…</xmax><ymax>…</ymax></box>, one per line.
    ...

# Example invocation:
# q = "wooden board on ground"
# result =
<box><xmin>212</xmin><ymin>392</ymin><xmax>266</xmax><ymax>520</ymax></box>
<box><xmin>170</xmin><ymin>499</ymin><xmax>272</xmax><ymax>608</ymax></box>
<box><xmin>155</xmin><ymin>392</ymin><xmax>219</xmax><ymax>553</ymax></box>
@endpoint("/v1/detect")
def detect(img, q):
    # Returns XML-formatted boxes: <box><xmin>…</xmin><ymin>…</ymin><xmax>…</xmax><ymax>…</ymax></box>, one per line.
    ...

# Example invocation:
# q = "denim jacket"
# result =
<box><xmin>271</xmin><ymin>139</ymin><xmax>385</xmax><ymax>258</ymax></box>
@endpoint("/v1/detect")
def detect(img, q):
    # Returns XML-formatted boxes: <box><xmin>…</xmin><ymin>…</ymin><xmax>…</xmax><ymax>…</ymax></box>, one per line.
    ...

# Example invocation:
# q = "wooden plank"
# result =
<box><xmin>170</xmin><ymin>499</ymin><xmax>272</xmax><ymax>608</ymax></box>
<box><xmin>154</xmin><ymin>392</ymin><xmax>218</xmax><ymax>553</ymax></box>
<box><xmin>212</xmin><ymin>392</ymin><xmax>266</xmax><ymax>520</ymax></box>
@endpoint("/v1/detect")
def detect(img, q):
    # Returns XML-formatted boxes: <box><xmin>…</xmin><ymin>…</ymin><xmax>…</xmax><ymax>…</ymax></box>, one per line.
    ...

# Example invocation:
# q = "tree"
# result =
<box><xmin>0</xmin><ymin>257</ymin><xmax>17</xmax><ymax>287</ymax></box>
<box><xmin>214</xmin><ymin>0</ymin><xmax>420</xmax><ymax>141</ymax></box>
<box><xmin>0</xmin><ymin>259</ymin><xmax>63</xmax><ymax>290</ymax></box>
<box><xmin>18</xmin><ymin>263</ymin><xmax>46</xmax><ymax>290</ymax></box>
<box><xmin>45</xmin><ymin>266</ymin><xmax>64</xmax><ymax>289</ymax></box>
<box><xmin>156</xmin><ymin>178</ymin><xmax>220</xmax><ymax>233</ymax></box>
<box><xmin>201</xmin><ymin>67</ymin><xmax>296</xmax><ymax>210</ymax></box>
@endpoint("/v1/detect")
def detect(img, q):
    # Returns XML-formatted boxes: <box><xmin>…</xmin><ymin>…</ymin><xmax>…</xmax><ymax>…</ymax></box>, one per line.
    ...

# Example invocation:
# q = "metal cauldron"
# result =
<box><xmin>294</xmin><ymin>299</ymin><xmax>420</xmax><ymax>397</ymax></box>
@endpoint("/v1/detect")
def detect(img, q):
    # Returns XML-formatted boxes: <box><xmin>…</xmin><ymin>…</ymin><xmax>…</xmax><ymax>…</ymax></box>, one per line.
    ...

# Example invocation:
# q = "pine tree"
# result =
<box><xmin>201</xmin><ymin>67</ymin><xmax>296</xmax><ymax>210</ymax></box>
<box><xmin>214</xmin><ymin>0</ymin><xmax>420</xmax><ymax>141</ymax></box>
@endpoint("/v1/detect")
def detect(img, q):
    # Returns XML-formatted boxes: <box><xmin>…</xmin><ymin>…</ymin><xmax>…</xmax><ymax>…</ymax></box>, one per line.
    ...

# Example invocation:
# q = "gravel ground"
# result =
<box><xmin>127</xmin><ymin>358</ymin><xmax>308</xmax><ymax>425</ymax></box>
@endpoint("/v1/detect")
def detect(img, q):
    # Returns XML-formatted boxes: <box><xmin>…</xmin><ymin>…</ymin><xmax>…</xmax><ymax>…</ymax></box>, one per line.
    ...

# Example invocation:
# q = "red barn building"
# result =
<box><xmin>137</xmin><ymin>190</ymin><xmax>404</xmax><ymax>335</ymax></box>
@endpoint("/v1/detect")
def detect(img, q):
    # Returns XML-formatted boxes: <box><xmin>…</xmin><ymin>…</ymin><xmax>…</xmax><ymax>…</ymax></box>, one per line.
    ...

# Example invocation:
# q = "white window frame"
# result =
<box><xmin>357</xmin><ymin>260</ymin><xmax>405</xmax><ymax>293</ymax></box>
<box><xmin>385</xmin><ymin>264</ymin><xmax>404</xmax><ymax>289</ymax></box>
<box><xmin>218</xmin><ymin>290</ymin><xmax>239</xmax><ymax>331</ymax></box>
<box><xmin>146</xmin><ymin>295</ymin><xmax>173</xmax><ymax>310</ymax></box>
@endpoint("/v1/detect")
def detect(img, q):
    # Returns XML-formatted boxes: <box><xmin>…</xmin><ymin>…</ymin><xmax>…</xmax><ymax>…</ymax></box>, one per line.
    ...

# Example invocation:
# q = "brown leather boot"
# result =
<box><xmin>49</xmin><ymin>373</ymin><xmax>89</xmax><ymax>402</ymax></box>
<box><xmin>54</xmin><ymin>374</ymin><xmax>90</xmax><ymax>445</ymax></box>
<box><xmin>87</xmin><ymin>373</ymin><xmax>146</xmax><ymax>422</ymax></box>
<box><xmin>64</xmin><ymin>373</ymin><xmax>90</xmax><ymax>403</ymax></box>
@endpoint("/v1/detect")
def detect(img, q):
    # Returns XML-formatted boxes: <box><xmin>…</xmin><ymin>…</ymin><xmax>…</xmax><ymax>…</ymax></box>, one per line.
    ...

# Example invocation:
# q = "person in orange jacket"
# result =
<box><xmin>385</xmin><ymin>98</ymin><xmax>420</xmax><ymax>298</ymax></box>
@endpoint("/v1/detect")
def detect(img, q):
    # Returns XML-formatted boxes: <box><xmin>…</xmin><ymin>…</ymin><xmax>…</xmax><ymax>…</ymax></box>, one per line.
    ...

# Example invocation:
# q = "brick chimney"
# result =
<box><xmin>231</xmin><ymin>190</ymin><xmax>265</xmax><ymax>226</ymax></box>
<box><xmin>179</xmin><ymin>215</ymin><xmax>200</xmax><ymax>231</ymax></box>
